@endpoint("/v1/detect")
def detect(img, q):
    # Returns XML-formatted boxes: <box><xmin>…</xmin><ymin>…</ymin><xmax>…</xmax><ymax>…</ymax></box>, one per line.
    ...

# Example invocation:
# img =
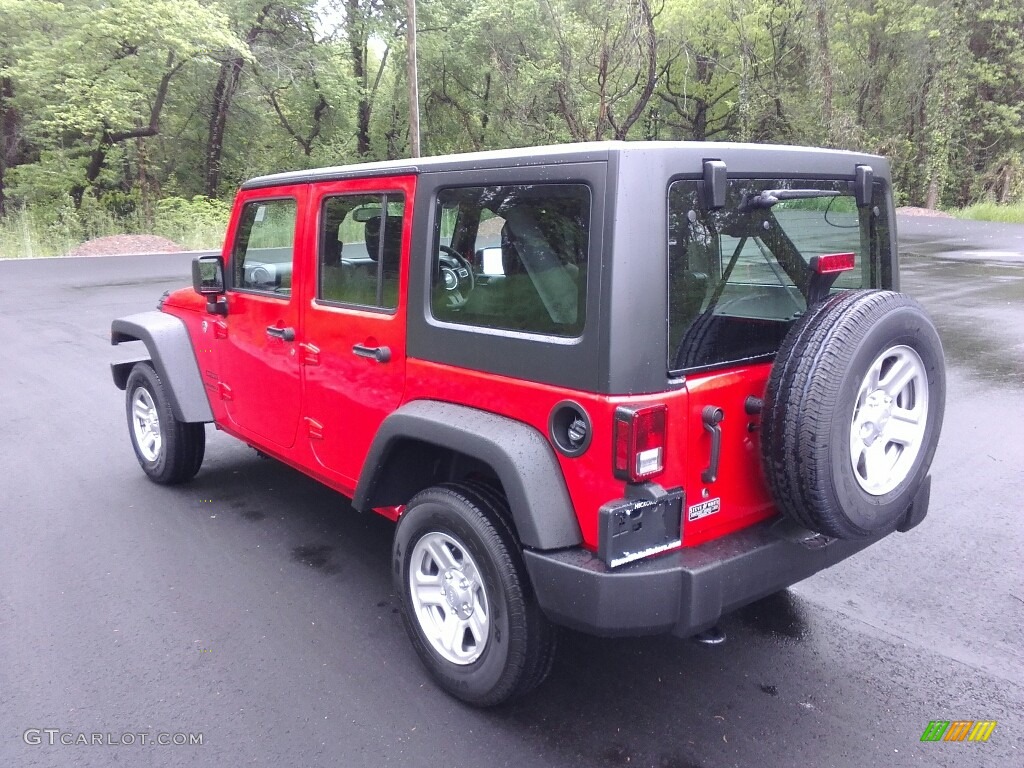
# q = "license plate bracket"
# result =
<box><xmin>598</xmin><ymin>485</ymin><xmax>683</xmax><ymax>568</ymax></box>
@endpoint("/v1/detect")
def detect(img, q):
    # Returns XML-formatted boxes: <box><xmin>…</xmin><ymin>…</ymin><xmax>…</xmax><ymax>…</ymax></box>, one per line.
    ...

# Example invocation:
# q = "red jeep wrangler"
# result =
<box><xmin>111</xmin><ymin>142</ymin><xmax>945</xmax><ymax>706</ymax></box>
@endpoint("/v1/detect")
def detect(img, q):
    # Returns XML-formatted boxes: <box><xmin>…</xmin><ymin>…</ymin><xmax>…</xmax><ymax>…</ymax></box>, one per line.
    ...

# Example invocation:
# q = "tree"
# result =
<box><xmin>543</xmin><ymin>0</ymin><xmax>660</xmax><ymax>141</ymax></box>
<box><xmin>3</xmin><ymin>0</ymin><xmax>241</xmax><ymax>208</ymax></box>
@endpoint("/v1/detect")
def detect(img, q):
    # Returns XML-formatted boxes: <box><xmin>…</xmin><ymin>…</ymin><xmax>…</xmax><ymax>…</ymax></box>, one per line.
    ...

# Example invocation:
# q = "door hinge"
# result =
<box><xmin>217</xmin><ymin>382</ymin><xmax>233</xmax><ymax>401</ymax></box>
<box><xmin>213</xmin><ymin>320</ymin><xmax>228</xmax><ymax>339</ymax></box>
<box><xmin>304</xmin><ymin>417</ymin><xmax>324</xmax><ymax>440</ymax></box>
<box><xmin>299</xmin><ymin>342</ymin><xmax>320</xmax><ymax>366</ymax></box>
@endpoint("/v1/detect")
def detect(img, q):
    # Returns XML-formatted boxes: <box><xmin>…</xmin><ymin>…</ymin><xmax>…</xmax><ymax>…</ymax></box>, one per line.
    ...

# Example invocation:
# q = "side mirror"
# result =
<box><xmin>192</xmin><ymin>255</ymin><xmax>225</xmax><ymax>295</ymax></box>
<box><xmin>192</xmin><ymin>255</ymin><xmax>227</xmax><ymax>315</ymax></box>
<box><xmin>476</xmin><ymin>246</ymin><xmax>505</xmax><ymax>277</ymax></box>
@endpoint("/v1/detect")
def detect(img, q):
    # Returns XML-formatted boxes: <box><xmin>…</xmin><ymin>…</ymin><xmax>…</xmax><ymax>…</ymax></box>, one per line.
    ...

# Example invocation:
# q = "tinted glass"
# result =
<box><xmin>431</xmin><ymin>184</ymin><xmax>590</xmax><ymax>337</ymax></box>
<box><xmin>232</xmin><ymin>199</ymin><xmax>297</xmax><ymax>296</ymax></box>
<box><xmin>319</xmin><ymin>193</ymin><xmax>405</xmax><ymax>310</ymax></box>
<box><xmin>668</xmin><ymin>178</ymin><xmax>890</xmax><ymax>372</ymax></box>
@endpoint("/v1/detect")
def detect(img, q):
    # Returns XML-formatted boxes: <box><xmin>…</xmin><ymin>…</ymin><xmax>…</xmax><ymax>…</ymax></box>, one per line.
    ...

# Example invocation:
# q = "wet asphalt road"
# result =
<box><xmin>1</xmin><ymin>216</ymin><xmax>1022</xmax><ymax>768</ymax></box>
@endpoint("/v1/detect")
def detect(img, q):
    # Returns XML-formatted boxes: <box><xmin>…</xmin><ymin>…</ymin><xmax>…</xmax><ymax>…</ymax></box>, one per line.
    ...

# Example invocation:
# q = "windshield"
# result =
<box><xmin>667</xmin><ymin>177</ymin><xmax>891</xmax><ymax>372</ymax></box>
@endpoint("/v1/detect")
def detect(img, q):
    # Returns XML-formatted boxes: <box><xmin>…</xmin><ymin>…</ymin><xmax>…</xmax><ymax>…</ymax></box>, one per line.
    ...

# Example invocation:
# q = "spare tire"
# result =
<box><xmin>761</xmin><ymin>290</ymin><xmax>945</xmax><ymax>539</ymax></box>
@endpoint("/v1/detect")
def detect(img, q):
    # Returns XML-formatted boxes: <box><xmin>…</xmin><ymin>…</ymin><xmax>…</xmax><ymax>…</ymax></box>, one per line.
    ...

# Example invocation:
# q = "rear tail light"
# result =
<box><xmin>811</xmin><ymin>252</ymin><xmax>855</xmax><ymax>274</ymax></box>
<box><xmin>613</xmin><ymin>404</ymin><xmax>667</xmax><ymax>482</ymax></box>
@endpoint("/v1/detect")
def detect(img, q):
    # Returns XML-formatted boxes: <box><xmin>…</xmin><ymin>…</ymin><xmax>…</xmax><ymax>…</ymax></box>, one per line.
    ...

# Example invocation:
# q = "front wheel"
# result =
<box><xmin>125</xmin><ymin>362</ymin><xmax>205</xmax><ymax>484</ymax></box>
<box><xmin>393</xmin><ymin>482</ymin><xmax>557</xmax><ymax>706</ymax></box>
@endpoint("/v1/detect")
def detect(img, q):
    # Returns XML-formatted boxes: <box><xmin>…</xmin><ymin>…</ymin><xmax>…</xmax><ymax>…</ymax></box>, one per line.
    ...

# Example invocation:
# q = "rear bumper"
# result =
<box><xmin>523</xmin><ymin>518</ymin><xmax>891</xmax><ymax>638</ymax></box>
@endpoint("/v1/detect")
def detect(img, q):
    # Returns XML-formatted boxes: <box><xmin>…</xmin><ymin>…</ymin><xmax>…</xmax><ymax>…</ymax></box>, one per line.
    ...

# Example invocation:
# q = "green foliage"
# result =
<box><xmin>0</xmin><ymin>195</ymin><xmax>230</xmax><ymax>258</ymax></box>
<box><xmin>152</xmin><ymin>197</ymin><xmax>232</xmax><ymax>251</ymax></box>
<box><xmin>955</xmin><ymin>201</ymin><xmax>1024</xmax><ymax>224</ymax></box>
<box><xmin>1</xmin><ymin>0</ymin><xmax>1023</xmax><ymax>257</ymax></box>
<box><xmin>0</xmin><ymin>206</ymin><xmax>80</xmax><ymax>260</ymax></box>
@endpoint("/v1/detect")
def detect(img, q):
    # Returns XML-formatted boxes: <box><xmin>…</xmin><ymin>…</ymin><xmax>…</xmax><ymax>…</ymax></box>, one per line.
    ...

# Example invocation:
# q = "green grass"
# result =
<box><xmin>0</xmin><ymin>196</ymin><xmax>230</xmax><ymax>259</ymax></box>
<box><xmin>0</xmin><ymin>207</ymin><xmax>74</xmax><ymax>259</ymax></box>
<box><xmin>954</xmin><ymin>201</ymin><xmax>1024</xmax><ymax>224</ymax></box>
<box><xmin>152</xmin><ymin>197</ymin><xmax>231</xmax><ymax>251</ymax></box>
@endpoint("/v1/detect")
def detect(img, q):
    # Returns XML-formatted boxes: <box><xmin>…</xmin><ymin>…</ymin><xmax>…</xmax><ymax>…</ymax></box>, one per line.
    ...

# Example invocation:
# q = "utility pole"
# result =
<box><xmin>406</xmin><ymin>0</ymin><xmax>421</xmax><ymax>158</ymax></box>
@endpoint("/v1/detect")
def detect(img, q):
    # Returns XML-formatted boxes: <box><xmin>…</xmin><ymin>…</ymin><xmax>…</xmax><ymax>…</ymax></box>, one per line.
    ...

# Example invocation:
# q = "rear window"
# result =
<box><xmin>667</xmin><ymin>178</ymin><xmax>890</xmax><ymax>372</ymax></box>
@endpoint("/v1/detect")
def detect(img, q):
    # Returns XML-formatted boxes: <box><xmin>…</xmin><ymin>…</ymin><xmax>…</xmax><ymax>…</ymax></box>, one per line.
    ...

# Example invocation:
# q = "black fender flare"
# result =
<box><xmin>354</xmin><ymin>401</ymin><xmax>583</xmax><ymax>550</ymax></box>
<box><xmin>111</xmin><ymin>311</ymin><xmax>213</xmax><ymax>423</ymax></box>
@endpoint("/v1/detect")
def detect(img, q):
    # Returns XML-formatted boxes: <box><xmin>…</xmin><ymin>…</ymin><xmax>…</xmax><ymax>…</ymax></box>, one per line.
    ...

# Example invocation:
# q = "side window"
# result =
<box><xmin>232</xmin><ymin>199</ymin><xmax>297</xmax><ymax>296</ymax></box>
<box><xmin>430</xmin><ymin>184</ymin><xmax>590</xmax><ymax>337</ymax></box>
<box><xmin>318</xmin><ymin>193</ymin><xmax>406</xmax><ymax>310</ymax></box>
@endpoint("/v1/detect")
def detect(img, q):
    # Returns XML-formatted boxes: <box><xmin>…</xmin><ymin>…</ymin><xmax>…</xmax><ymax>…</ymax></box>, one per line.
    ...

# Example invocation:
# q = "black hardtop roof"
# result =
<box><xmin>240</xmin><ymin>140</ymin><xmax>889</xmax><ymax>191</ymax></box>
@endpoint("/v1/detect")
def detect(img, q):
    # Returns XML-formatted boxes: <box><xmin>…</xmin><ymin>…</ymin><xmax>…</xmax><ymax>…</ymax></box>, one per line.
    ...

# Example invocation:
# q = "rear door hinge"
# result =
<box><xmin>304</xmin><ymin>417</ymin><xmax>324</xmax><ymax>440</ymax></box>
<box><xmin>299</xmin><ymin>342</ymin><xmax>320</xmax><ymax>366</ymax></box>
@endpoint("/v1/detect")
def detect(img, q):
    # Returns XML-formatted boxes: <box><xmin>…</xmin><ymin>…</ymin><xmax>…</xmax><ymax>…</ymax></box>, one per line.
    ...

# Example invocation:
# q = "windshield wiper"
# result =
<box><xmin>739</xmin><ymin>189</ymin><xmax>841</xmax><ymax>210</ymax></box>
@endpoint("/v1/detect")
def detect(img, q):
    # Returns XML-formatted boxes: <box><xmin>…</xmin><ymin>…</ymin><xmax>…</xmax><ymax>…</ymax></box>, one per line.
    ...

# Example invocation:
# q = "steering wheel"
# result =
<box><xmin>437</xmin><ymin>245</ymin><xmax>476</xmax><ymax>309</ymax></box>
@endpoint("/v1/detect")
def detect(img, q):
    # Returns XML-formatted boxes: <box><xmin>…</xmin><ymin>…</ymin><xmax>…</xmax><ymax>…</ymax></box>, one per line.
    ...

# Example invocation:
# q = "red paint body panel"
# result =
<box><xmin>162</xmin><ymin>288</ymin><xmax>229</xmax><ymax>423</ymax></box>
<box><xmin>680</xmin><ymin>364</ymin><xmax>777</xmax><ymax>545</ymax></box>
<box><xmin>300</xmin><ymin>176</ymin><xmax>415</xmax><ymax>487</ymax></box>
<box><xmin>401</xmin><ymin>358</ymin><xmax>778</xmax><ymax>550</ymax></box>
<box><xmin>216</xmin><ymin>185</ymin><xmax>308</xmax><ymax>448</ymax></box>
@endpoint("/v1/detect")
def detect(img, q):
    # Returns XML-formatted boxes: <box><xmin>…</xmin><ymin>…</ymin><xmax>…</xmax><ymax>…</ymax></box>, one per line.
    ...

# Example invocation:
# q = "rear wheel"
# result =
<box><xmin>393</xmin><ymin>482</ymin><xmax>557</xmax><ymax>706</ymax></box>
<box><xmin>125</xmin><ymin>362</ymin><xmax>205</xmax><ymax>484</ymax></box>
<box><xmin>761</xmin><ymin>290</ymin><xmax>945</xmax><ymax>538</ymax></box>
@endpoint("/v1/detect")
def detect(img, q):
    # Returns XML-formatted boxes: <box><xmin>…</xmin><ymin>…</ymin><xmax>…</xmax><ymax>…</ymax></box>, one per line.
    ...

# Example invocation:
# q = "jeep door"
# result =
<box><xmin>299</xmin><ymin>176</ymin><xmax>414</xmax><ymax>488</ymax></box>
<box><xmin>216</xmin><ymin>187</ymin><xmax>307</xmax><ymax>448</ymax></box>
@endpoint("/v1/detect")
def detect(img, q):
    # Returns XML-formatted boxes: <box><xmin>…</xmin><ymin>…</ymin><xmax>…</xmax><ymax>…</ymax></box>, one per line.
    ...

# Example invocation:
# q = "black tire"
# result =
<box><xmin>458</xmin><ymin>479</ymin><xmax>559</xmax><ymax>694</ymax></box>
<box><xmin>673</xmin><ymin>304</ymin><xmax>790</xmax><ymax>371</ymax></box>
<box><xmin>761</xmin><ymin>290</ymin><xmax>945</xmax><ymax>539</ymax></box>
<box><xmin>125</xmin><ymin>362</ymin><xmax>206</xmax><ymax>485</ymax></box>
<box><xmin>672</xmin><ymin>310</ymin><xmax>722</xmax><ymax>370</ymax></box>
<box><xmin>393</xmin><ymin>482</ymin><xmax>557</xmax><ymax>707</ymax></box>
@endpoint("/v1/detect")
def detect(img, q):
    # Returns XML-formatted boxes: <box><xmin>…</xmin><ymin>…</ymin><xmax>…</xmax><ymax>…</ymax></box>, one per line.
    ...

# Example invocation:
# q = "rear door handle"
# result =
<box><xmin>352</xmin><ymin>344</ymin><xmax>391</xmax><ymax>363</ymax></box>
<box><xmin>266</xmin><ymin>325</ymin><xmax>295</xmax><ymax>342</ymax></box>
<box><xmin>701</xmin><ymin>405</ymin><xmax>725</xmax><ymax>483</ymax></box>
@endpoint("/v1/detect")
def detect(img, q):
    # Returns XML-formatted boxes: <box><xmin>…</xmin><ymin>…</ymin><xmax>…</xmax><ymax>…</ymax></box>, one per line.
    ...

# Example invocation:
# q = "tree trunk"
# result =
<box><xmin>610</xmin><ymin>0</ymin><xmax>657</xmax><ymax>141</ymax></box>
<box><xmin>203</xmin><ymin>56</ymin><xmax>246</xmax><ymax>196</ymax></box>
<box><xmin>347</xmin><ymin>0</ymin><xmax>371</xmax><ymax>156</ymax></box>
<box><xmin>203</xmin><ymin>6</ymin><xmax>272</xmax><ymax>196</ymax></box>
<box><xmin>925</xmin><ymin>176</ymin><xmax>941</xmax><ymax>210</ymax></box>
<box><xmin>406</xmin><ymin>0</ymin><xmax>420</xmax><ymax>157</ymax></box>
<box><xmin>0</xmin><ymin>77</ymin><xmax>17</xmax><ymax>215</ymax></box>
<box><xmin>813</xmin><ymin>0</ymin><xmax>834</xmax><ymax>144</ymax></box>
<box><xmin>692</xmin><ymin>100</ymin><xmax>708</xmax><ymax>141</ymax></box>
<box><xmin>480</xmin><ymin>72</ymin><xmax>491</xmax><ymax>145</ymax></box>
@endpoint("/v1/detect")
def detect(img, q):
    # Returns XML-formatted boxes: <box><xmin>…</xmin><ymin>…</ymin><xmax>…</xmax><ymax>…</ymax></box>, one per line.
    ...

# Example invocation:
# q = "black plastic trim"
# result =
<box><xmin>523</xmin><ymin>517</ymin><xmax>903</xmax><ymax>637</ymax></box>
<box><xmin>406</xmin><ymin>162</ymin><xmax>609</xmax><ymax>391</ymax></box>
<box><xmin>111</xmin><ymin>311</ymin><xmax>214</xmax><ymax>423</ymax></box>
<box><xmin>897</xmin><ymin>474</ymin><xmax>931</xmax><ymax>532</ymax></box>
<box><xmin>703</xmin><ymin>159</ymin><xmax>727</xmax><ymax>208</ymax></box>
<box><xmin>548</xmin><ymin>400</ymin><xmax>593</xmax><ymax>458</ymax></box>
<box><xmin>598</xmin><ymin>484</ymin><xmax>683</xmax><ymax>567</ymax></box>
<box><xmin>110</xmin><ymin>357</ymin><xmax>150</xmax><ymax>390</ymax></box>
<box><xmin>354</xmin><ymin>400</ymin><xmax>582</xmax><ymax>549</ymax></box>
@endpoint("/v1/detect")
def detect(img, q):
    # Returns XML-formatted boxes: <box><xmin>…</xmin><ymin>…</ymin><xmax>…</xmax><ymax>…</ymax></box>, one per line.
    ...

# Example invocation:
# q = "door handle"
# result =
<box><xmin>352</xmin><ymin>343</ymin><xmax>391</xmax><ymax>363</ymax></box>
<box><xmin>701</xmin><ymin>405</ymin><xmax>725</xmax><ymax>484</ymax></box>
<box><xmin>266</xmin><ymin>325</ymin><xmax>295</xmax><ymax>342</ymax></box>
